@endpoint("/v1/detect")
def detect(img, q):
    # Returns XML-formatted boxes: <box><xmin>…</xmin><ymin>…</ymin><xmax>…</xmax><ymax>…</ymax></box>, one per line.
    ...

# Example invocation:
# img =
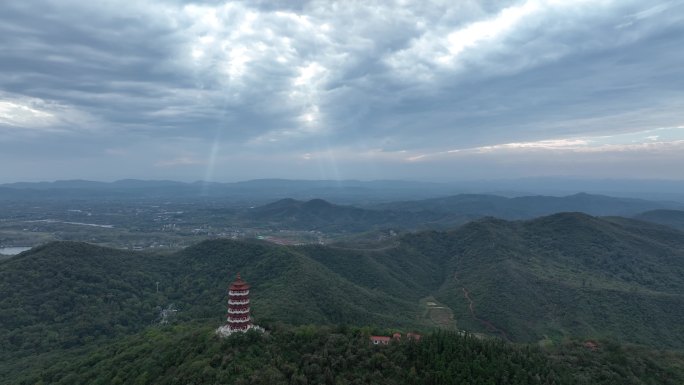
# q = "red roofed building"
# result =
<box><xmin>371</xmin><ymin>333</ymin><xmax>422</xmax><ymax>345</ymax></box>
<box><xmin>370</xmin><ymin>336</ymin><xmax>391</xmax><ymax>345</ymax></box>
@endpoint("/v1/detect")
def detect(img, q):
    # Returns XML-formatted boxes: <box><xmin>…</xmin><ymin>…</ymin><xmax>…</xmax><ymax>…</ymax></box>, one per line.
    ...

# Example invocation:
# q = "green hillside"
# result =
<box><xmin>0</xmin><ymin>240</ymin><xmax>420</xmax><ymax>362</ymax></box>
<box><xmin>374</xmin><ymin>193</ymin><xmax>679</xmax><ymax>218</ymax></box>
<box><xmin>3</xmin><ymin>212</ymin><xmax>684</xmax><ymax>382</ymax></box>
<box><xmin>634</xmin><ymin>209</ymin><xmax>684</xmax><ymax>231</ymax></box>
<box><xmin>14</xmin><ymin>323</ymin><xmax>684</xmax><ymax>385</ymax></box>
<box><xmin>436</xmin><ymin>213</ymin><xmax>684</xmax><ymax>346</ymax></box>
<box><xmin>0</xmin><ymin>242</ymin><xmax>172</xmax><ymax>356</ymax></box>
<box><xmin>172</xmin><ymin>239</ymin><xmax>420</xmax><ymax>327</ymax></box>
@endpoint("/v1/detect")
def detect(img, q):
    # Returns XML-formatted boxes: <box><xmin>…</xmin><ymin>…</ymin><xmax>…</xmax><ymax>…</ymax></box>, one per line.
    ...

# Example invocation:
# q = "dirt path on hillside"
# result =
<box><xmin>455</xmin><ymin>272</ymin><xmax>510</xmax><ymax>341</ymax></box>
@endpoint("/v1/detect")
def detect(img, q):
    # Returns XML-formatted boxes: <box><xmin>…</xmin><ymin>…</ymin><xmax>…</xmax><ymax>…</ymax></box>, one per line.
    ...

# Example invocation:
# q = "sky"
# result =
<box><xmin>0</xmin><ymin>0</ymin><xmax>683</xmax><ymax>183</ymax></box>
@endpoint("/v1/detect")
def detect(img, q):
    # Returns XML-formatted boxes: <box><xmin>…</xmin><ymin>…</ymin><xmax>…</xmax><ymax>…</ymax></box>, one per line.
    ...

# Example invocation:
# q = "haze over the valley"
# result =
<box><xmin>1</xmin><ymin>0</ymin><xmax>683</xmax><ymax>183</ymax></box>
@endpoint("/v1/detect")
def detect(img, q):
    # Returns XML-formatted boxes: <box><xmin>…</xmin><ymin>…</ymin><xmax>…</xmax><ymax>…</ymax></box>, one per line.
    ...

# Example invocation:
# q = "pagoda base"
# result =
<box><xmin>216</xmin><ymin>324</ymin><xmax>264</xmax><ymax>338</ymax></box>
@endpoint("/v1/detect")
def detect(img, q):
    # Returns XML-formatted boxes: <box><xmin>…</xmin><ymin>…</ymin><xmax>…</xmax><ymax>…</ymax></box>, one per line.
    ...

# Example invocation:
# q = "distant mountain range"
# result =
<box><xmin>237</xmin><ymin>193</ymin><xmax>684</xmax><ymax>232</ymax></box>
<box><xmin>5</xmin><ymin>178</ymin><xmax>683</xmax><ymax>234</ymax></box>
<box><xmin>373</xmin><ymin>192</ymin><xmax>677</xmax><ymax>217</ymax></box>
<box><xmin>2</xmin><ymin>178</ymin><xmax>684</xmax><ymax>204</ymax></box>
<box><xmin>0</xmin><ymin>179</ymin><xmax>455</xmax><ymax>204</ymax></box>
<box><xmin>3</xmin><ymin>178</ymin><xmax>683</xmax><ymax>238</ymax></box>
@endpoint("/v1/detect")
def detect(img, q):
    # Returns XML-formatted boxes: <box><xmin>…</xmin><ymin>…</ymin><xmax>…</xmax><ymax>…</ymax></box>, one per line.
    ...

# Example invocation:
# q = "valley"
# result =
<box><xmin>2</xmin><ymin>180</ymin><xmax>682</xmax><ymax>253</ymax></box>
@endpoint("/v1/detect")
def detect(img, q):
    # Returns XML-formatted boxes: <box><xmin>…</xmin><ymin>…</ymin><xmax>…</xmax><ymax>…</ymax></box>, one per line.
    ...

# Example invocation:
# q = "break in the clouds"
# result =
<box><xmin>0</xmin><ymin>0</ymin><xmax>683</xmax><ymax>182</ymax></box>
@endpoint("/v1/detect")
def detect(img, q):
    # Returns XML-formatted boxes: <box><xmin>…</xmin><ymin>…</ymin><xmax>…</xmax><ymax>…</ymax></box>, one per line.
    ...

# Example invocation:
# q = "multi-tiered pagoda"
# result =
<box><xmin>226</xmin><ymin>273</ymin><xmax>251</xmax><ymax>331</ymax></box>
<box><xmin>217</xmin><ymin>273</ymin><xmax>263</xmax><ymax>337</ymax></box>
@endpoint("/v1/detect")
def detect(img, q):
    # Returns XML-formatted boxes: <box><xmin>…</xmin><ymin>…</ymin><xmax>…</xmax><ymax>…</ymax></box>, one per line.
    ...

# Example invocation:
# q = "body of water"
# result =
<box><xmin>0</xmin><ymin>247</ymin><xmax>32</xmax><ymax>255</ymax></box>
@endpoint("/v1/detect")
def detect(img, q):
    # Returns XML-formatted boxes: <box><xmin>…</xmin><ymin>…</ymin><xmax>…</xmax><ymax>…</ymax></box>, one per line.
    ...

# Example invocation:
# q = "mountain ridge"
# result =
<box><xmin>3</xmin><ymin>212</ymin><xmax>684</xmax><ymax>354</ymax></box>
<box><xmin>634</xmin><ymin>209</ymin><xmax>684</xmax><ymax>231</ymax></box>
<box><xmin>3</xmin><ymin>178</ymin><xmax>684</xmax><ymax>205</ymax></box>
<box><xmin>4</xmin><ymin>213</ymin><xmax>684</xmax><ymax>381</ymax></box>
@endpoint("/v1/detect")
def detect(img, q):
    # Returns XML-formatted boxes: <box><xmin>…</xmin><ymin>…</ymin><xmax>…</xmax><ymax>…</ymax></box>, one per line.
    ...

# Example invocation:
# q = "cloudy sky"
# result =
<box><xmin>0</xmin><ymin>0</ymin><xmax>683</xmax><ymax>183</ymax></box>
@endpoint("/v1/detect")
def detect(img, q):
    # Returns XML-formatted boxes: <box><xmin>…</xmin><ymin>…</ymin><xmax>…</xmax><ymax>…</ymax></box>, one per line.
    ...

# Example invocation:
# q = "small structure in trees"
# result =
<box><xmin>370</xmin><ymin>332</ymin><xmax>422</xmax><ymax>345</ymax></box>
<box><xmin>370</xmin><ymin>336</ymin><xmax>391</xmax><ymax>345</ymax></box>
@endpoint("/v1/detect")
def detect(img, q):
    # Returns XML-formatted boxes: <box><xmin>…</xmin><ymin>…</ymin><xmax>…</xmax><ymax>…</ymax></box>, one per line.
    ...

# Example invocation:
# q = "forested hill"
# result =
<box><xmin>373</xmin><ymin>192</ymin><xmax>680</xmax><ymax>218</ymax></box>
<box><xmin>437</xmin><ymin>213</ymin><xmax>684</xmax><ymax>347</ymax></box>
<box><xmin>239</xmin><ymin>193</ymin><xmax>683</xmax><ymax>232</ymax></box>
<box><xmin>240</xmin><ymin>198</ymin><xmax>433</xmax><ymax>231</ymax></box>
<box><xmin>2</xmin><ymin>213</ymin><xmax>684</xmax><ymax>381</ymax></box>
<box><xmin>16</xmin><ymin>324</ymin><xmax>684</xmax><ymax>385</ymax></box>
<box><xmin>634</xmin><ymin>209</ymin><xmax>684</xmax><ymax>230</ymax></box>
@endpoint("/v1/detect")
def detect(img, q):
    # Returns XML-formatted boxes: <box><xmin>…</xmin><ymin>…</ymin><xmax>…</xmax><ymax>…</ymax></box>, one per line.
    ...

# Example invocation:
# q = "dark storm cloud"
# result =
<box><xmin>0</xmin><ymin>0</ymin><xmax>682</xmax><ymax>181</ymax></box>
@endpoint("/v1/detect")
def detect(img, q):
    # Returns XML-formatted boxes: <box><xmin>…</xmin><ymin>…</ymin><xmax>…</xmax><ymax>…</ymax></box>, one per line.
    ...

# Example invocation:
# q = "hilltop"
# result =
<box><xmin>241</xmin><ymin>198</ymin><xmax>440</xmax><ymax>231</ymax></box>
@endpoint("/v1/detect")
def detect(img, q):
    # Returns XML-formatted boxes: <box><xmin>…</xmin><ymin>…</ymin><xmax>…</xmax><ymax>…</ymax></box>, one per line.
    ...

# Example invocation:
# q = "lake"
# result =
<box><xmin>0</xmin><ymin>247</ymin><xmax>32</xmax><ymax>255</ymax></box>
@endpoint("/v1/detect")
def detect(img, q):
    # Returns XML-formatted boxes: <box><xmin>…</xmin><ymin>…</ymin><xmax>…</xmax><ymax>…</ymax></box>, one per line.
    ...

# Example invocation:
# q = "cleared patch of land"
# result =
<box><xmin>420</xmin><ymin>296</ymin><xmax>456</xmax><ymax>329</ymax></box>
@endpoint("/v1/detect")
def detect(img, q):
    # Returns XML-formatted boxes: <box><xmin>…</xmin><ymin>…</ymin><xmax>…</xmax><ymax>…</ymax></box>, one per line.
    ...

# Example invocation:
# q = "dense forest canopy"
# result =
<box><xmin>2</xmin><ymin>212</ymin><xmax>684</xmax><ymax>383</ymax></box>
